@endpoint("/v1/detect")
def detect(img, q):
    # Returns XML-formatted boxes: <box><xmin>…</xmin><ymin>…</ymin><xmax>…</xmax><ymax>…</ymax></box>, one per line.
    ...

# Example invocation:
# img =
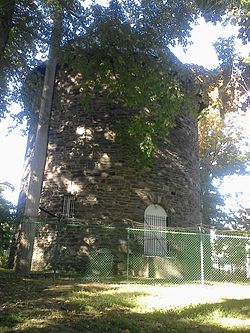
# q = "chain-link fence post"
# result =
<box><xmin>52</xmin><ymin>219</ymin><xmax>62</xmax><ymax>279</ymax></box>
<box><xmin>126</xmin><ymin>227</ymin><xmax>130</xmax><ymax>283</ymax></box>
<box><xmin>199</xmin><ymin>225</ymin><xmax>205</xmax><ymax>285</ymax></box>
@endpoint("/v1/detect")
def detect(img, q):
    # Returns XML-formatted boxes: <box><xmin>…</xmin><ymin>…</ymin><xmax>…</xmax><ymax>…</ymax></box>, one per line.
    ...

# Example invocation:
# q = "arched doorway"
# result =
<box><xmin>144</xmin><ymin>204</ymin><xmax>168</xmax><ymax>256</ymax></box>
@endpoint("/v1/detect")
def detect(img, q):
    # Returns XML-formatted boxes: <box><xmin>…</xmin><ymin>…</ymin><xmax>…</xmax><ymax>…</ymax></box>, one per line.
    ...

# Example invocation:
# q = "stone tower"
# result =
<box><xmin>19</xmin><ymin>56</ymin><xmax>203</xmax><ymax>272</ymax></box>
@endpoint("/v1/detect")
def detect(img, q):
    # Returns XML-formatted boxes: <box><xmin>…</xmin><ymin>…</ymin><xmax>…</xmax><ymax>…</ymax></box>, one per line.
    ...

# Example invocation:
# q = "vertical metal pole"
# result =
<box><xmin>199</xmin><ymin>226</ymin><xmax>205</xmax><ymax>286</ymax></box>
<box><xmin>126</xmin><ymin>227</ymin><xmax>130</xmax><ymax>283</ymax></box>
<box><xmin>53</xmin><ymin>219</ymin><xmax>61</xmax><ymax>279</ymax></box>
<box><xmin>53</xmin><ymin>222</ymin><xmax>58</xmax><ymax>279</ymax></box>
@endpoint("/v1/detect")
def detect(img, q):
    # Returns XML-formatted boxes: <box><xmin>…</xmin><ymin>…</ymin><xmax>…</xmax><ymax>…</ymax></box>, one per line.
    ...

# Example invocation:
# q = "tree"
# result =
<box><xmin>1</xmin><ymin>0</ymin><xmax>249</xmax><ymax>120</ymax></box>
<box><xmin>14</xmin><ymin>0</ymin><xmax>89</xmax><ymax>275</ymax></box>
<box><xmin>199</xmin><ymin>108</ymin><xmax>250</xmax><ymax>227</ymax></box>
<box><xmin>15</xmin><ymin>5</ymin><xmax>63</xmax><ymax>275</ymax></box>
<box><xmin>195</xmin><ymin>0</ymin><xmax>250</xmax><ymax>44</ymax></box>
<box><xmin>198</xmin><ymin>35</ymin><xmax>249</xmax><ymax>227</ymax></box>
<box><xmin>213</xmin><ymin>37</ymin><xmax>249</xmax><ymax>116</ymax></box>
<box><xmin>0</xmin><ymin>0</ymin><xmax>47</xmax><ymax>118</ymax></box>
<box><xmin>123</xmin><ymin>0</ymin><xmax>250</xmax><ymax>45</ymax></box>
<box><xmin>0</xmin><ymin>0</ymin><xmax>15</xmax><ymax>63</ymax></box>
<box><xmin>0</xmin><ymin>182</ymin><xmax>14</xmax><ymax>266</ymax></box>
<box><xmin>0</xmin><ymin>0</ymin><xmax>86</xmax><ymax>119</ymax></box>
<box><xmin>224</xmin><ymin>194</ymin><xmax>250</xmax><ymax>231</ymax></box>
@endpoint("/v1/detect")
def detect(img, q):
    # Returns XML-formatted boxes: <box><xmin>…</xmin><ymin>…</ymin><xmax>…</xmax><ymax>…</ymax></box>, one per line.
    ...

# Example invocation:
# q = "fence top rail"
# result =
<box><xmin>128</xmin><ymin>227</ymin><xmax>250</xmax><ymax>239</ymax></box>
<box><xmin>211</xmin><ymin>233</ymin><xmax>250</xmax><ymax>240</ymax></box>
<box><xmin>128</xmin><ymin>227</ymin><xmax>199</xmax><ymax>235</ymax></box>
<box><xmin>16</xmin><ymin>220</ymin><xmax>250</xmax><ymax>239</ymax></box>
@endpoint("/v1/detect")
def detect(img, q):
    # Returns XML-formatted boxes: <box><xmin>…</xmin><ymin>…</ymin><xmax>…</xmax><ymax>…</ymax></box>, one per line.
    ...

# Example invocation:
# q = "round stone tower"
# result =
<box><xmin>19</xmin><ymin>56</ymin><xmax>202</xmax><ymax>272</ymax></box>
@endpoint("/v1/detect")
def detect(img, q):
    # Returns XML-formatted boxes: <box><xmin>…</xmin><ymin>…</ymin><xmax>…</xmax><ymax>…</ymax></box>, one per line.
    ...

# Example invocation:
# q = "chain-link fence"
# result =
<box><xmin>2</xmin><ymin>221</ymin><xmax>250</xmax><ymax>284</ymax></box>
<box><xmin>30</xmin><ymin>221</ymin><xmax>128</xmax><ymax>279</ymax></box>
<box><xmin>127</xmin><ymin>227</ymin><xmax>250</xmax><ymax>284</ymax></box>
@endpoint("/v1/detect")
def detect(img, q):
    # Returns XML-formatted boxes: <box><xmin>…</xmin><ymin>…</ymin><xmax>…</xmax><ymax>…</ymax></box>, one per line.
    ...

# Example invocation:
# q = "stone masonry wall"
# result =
<box><xmin>24</xmin><ymin>67</ymin><xmax>202</xmax><ymax>272</ymax></box>
<box><xmin>39</xmin><ymin>70</ymin><xmax>201</xmax><ymax>227</ymax></box>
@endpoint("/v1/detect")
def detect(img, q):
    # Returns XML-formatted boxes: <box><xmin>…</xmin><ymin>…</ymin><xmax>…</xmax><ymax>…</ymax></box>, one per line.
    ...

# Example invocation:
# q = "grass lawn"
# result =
<box><xmin>0</xmin><ymin>269</ymin><xmax>250</xmax><ymax>333</ymax></box>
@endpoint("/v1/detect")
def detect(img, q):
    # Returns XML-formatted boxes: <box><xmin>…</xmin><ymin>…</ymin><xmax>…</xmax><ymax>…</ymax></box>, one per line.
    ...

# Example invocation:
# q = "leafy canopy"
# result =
<box><xmin>54</xmin><ymin>1</ymin><xmax>202</xmax><ymax>163</ymax></box>
<box><xmin>199</xmin><ymin>108</ymin><xmax>250</xmax><ymax>227</ymax></box>
<box><xmin>1</xmin><ymin>0</ymin><xmax>249</xmax><ymax>119</ymax></box>
<box><xmin>198</xmin><ymin>34</ymin><xmax>249</xmax><ymax>227</ymax></box>
<box><xmin>0</xmin><ymin>0</ymin><xmax>86</xmax><ymax>120</ymax></box>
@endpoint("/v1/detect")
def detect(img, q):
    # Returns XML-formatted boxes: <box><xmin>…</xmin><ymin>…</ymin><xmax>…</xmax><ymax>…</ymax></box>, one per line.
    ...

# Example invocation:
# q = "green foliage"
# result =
<box><xmin>124</xmin><ymin>0</ymin><xmax>250</xmax><ymax>46</ymax></box>
<box><xmin>122</xmin><ymin>0</ymin><xmax>199</xmax><ymax>48</ymax></box>
<box><xmin>196</xmin><ymin>0</ymin><xmax>250</xmax><ymax>44</ymax></box>
<box><xmin>198</xmin><ymin>35</ymin><xmax>249</xmax><ymax>228</ymax></box>
<box><xmin>0</xmin><ymin>183</ymin><xmax>14</xmax><ymax>267</ymax></box>
<box><xmin>1</xmin><ymin>0</ymin><xmax>249</xmax><ymax>121</ymax></box>
<box><xmin>0</xmin><ymin>0</ymin><xmax>48</xmax><ymax>118</ymax></box>
<box><xmin>222</xmin><ymin>193</ymin><xmax>250</xmax><ymax>231</ymax></box>
<box><xmin>0</xmin><ymin>0</ymin><xmax>86</xmax><ymax>119</ymax></box>
<box><xmin>212</xmin><ymin>37</ymin><xmax>249</xmax><ymax>115</ymax></box>
<box><xmin>61</xmin><ymin>3</ymin><xmax>196</xmax><ymax>163</ymax></box>
<box><xmin>199</xmin><ymin>109</ymin><xmax>250</xmax><ymax>227</ymax></box>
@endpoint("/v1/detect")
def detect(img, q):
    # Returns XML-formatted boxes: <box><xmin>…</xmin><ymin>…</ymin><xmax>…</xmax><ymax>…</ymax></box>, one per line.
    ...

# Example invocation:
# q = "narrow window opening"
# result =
<box><xmin>62</xmin><ymin>194</ymin><xmax>75</xmax><ymax>218</ymax></box>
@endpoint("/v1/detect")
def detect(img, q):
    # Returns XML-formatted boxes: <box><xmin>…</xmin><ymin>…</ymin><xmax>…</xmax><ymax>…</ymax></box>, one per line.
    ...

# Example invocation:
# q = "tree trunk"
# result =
<box><xmin>15</xmin><ymin>8</ymin><xmax>62</xmax><ymax>275</ymax></box>
<box><xmin>0</xmin><ymin>0</ymin><xmax>15</xmax><ymax>69</ymax></box>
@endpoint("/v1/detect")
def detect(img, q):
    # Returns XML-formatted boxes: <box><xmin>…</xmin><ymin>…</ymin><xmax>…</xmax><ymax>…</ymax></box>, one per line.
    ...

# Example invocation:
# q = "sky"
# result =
<box><xmin>171</xmin><ymin>18</ymin><xmax>247</xmax><ymax>68</ymax></box>
<box><xmin>0</xmin><ymin>104</ymin><xmax>27</xmax><ymax>204</ymax></box>
<box><xmin>0</xmin><ymin>14</ymin><xmax>249</xmax><ymax>207</ymax></box>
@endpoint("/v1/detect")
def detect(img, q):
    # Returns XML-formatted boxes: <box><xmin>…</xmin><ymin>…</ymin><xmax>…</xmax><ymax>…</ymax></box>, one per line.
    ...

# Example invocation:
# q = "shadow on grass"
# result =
<box><xmin>0</xmin><ymin>271</ymin><xmax>250</xmax><ymax>333</ymax></box>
